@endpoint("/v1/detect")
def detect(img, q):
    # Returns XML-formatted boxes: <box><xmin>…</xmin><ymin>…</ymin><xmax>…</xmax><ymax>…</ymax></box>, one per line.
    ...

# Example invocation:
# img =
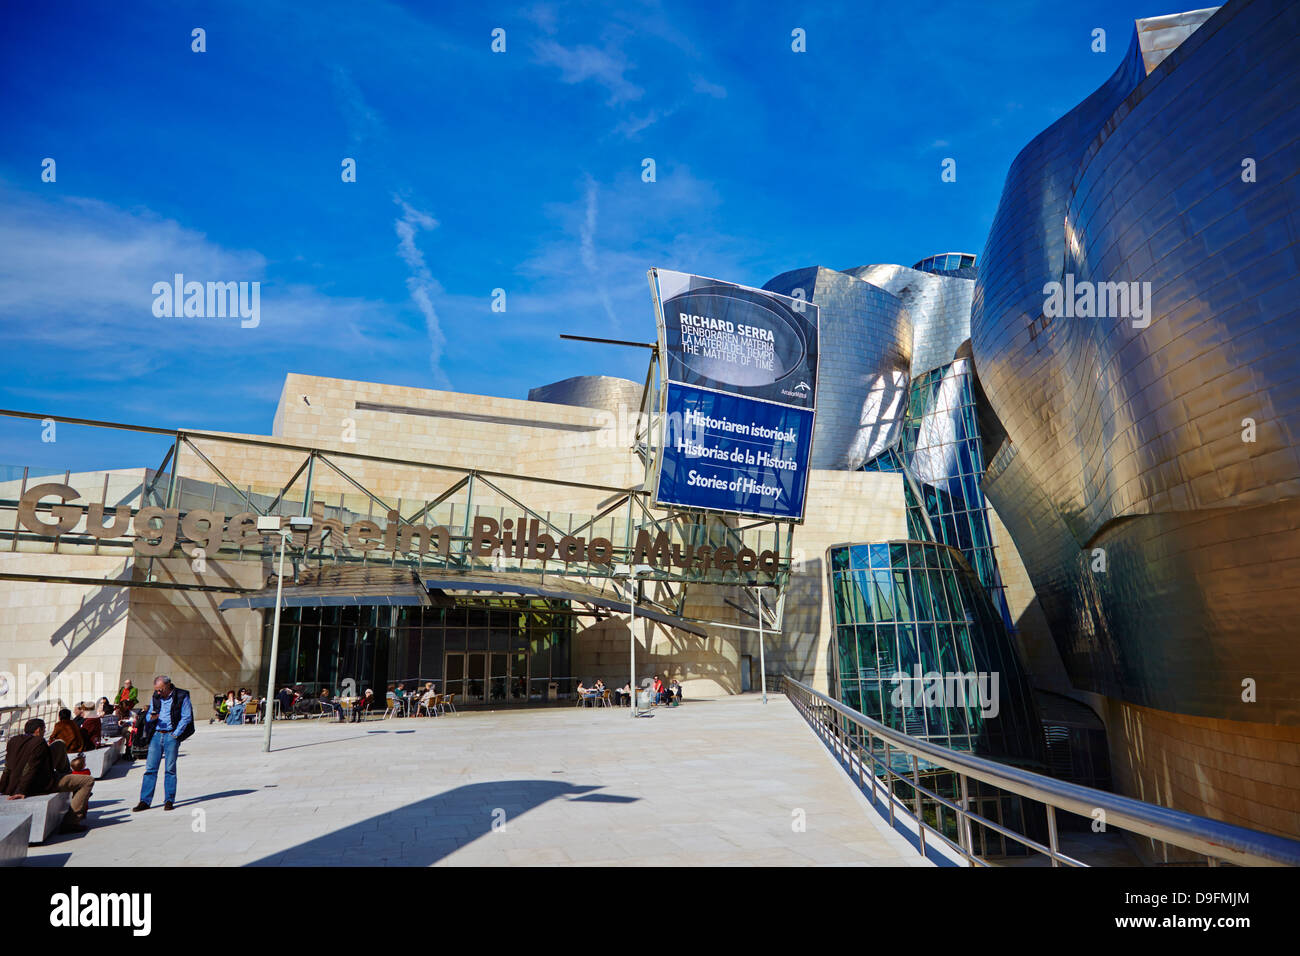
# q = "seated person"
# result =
<box><xmin>276</xmin><ymin>686</ymin><xmax>296</xmax><ymax>719</ymax></box>
<box><xmin>81</xmin><ymin>710</ymin><xmax>103</xmax><ymax>748</ymax></box>
<box><xmin>418</xmin><ymin>683</ymin><xmax>439</xmax><ymax>716</ymax></box>
<box><xmin>1</xmin><ymin>718</ymin><xmax>94</xmax><ymax>833</ymax></box>
<box><xmin>227</xmin><ymin>689</ymin><xmax>248</xmax><ymax>724</ymax></box>
<box><xmin>652</xmin><ymin>675</ymin><xmax>671</xmax><ymax>705</ymax></box>
<box><xmin>671</xmin><ymin>679</ymin><xmax>683</xmax><ymax>702</ymax></box>
<box><xmin>349</xmin><ymin>688</ymin><xmax>376</xmax><ymax>722</ymax></box>
<box><xmin>48</xmin><ymin>708</ymin><xmax>89</xmax><ymax>753</ymax></box>
<box><xmin>319</xmin><ymin>688</ymin><xmax>345</xmax><ymax>722</ymax></box>
<box><xmin>68</xmin><ymin>753</ymin><xmax>91</xmax><ymax>776</ymax></box>
<box><xmin>116</xmin><ymin>680</ymin><xmax>139</xmax><ymax>710</ymax></box>
<box><xmin>616</xmin><ymin>682</ymin><xmax>631</xmax><ymax>706</ymax></box>
<box><xmin>72</xmin><ymin>703</ymin><xmax>88</xmax><ymax>727</ymax></box>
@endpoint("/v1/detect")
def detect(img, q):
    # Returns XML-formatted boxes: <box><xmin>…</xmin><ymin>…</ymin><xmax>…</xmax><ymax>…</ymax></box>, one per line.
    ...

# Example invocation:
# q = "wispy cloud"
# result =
<box><xmin>691</xmin><ymin>75</ymin><xmax>727</xmax><ymax>99</ymax></box>
<box><xmin>0</xmin><ymin>183</ymin><xmax>429</xmax><ymax>412</ymax></box>
<box><xmin>579</xmin><ymin>176</ymin><xmax>618</xmax><ymax>325</ymax></box>
<box><xmin>511</xmin><ymin>167</ymin><xmax>758</xmax><ymax>349</ymax></box>
<box><xmin>532</xmin><ymin>39</ymin><xmax>643</xmax><ymax>105</ymax></box>
<box><xmin>332</xmin><ymin>67</ymin><xmax>385</xmax><ymax>147</ymax></box>
<box><xmin>392</xmin><ymin>197</ymin><xmax>449</xmax><ymax>387</ymax></box>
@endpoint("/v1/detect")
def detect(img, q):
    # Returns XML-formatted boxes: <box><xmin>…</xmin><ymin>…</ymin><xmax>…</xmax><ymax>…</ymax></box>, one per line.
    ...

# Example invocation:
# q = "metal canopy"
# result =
<box><xmin>420</xmin><ymin>570</ymin><xmax>709</xmax><ymax>637</ymax></box>
<box><xmin>219</xmin><ymin>566</ymin><xmax>431</xmax><ymax>610</ymax></box>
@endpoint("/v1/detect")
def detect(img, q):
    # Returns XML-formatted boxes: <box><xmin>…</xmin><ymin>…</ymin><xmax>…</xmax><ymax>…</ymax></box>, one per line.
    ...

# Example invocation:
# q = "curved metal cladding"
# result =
<box><xmin>763</xmin><ymin>267</ymin><xmax>911</xmax><ymax>470</ymax></box>
<box><xmin>527</xmin><ymin>375</ymin><xmax>644</xmax><ymax>416</ymax></box>
<box><xmin>971</xmin><ymin>0</ymin><xmax>1300</xmax><ymax>723</ymax></box>
<box><xmin>846</xmin><ymin>263</ymin><xmax>975</xmax><ymax>375</ymax></box>
<box><xmin>828</xmin><ymin>541</ymin><xmax>1046</xmax><ymax>769</ymax></box>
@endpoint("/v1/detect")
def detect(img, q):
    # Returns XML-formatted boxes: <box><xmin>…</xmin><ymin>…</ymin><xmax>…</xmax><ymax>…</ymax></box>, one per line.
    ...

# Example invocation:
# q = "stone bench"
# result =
<box><xmin>81</xmin><ymin>737</ymin><xmax>126</xmax><ymax>778</ymax></box>
<box><xmin>0</xmin><ymin>815</ymin><xmax>30</xmax><ymax>865</ymax></box>
<box><xmin>0</xmin><ymin>792</ymin><xmax>71</xmax><ymax>843</ymax></box>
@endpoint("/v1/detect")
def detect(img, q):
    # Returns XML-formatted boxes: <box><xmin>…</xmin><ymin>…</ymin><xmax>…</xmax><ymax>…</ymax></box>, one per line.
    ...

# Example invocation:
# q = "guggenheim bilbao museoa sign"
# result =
<box><xmin>14</xmin><ymin>483</ymin><xmax>780</xmax><ymax>578</ymax></box>
<box><xmin>648</xmin><ymin>268</ymin><xmax>819</xmax><ymax>523</ymax></box>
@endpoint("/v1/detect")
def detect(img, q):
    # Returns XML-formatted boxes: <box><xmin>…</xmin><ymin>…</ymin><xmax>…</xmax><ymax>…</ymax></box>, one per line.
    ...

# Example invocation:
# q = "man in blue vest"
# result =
<box><xmin>132</xmin><ymin>675</ymin><xmax>193</xmax><ymax>812</ymax></box>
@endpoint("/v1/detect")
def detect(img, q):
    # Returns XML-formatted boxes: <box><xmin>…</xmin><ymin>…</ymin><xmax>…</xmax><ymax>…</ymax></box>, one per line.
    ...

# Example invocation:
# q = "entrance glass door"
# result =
<box><xmin>443</xmin><ymin>649</ymin><xmax>537</xmax><ymax>706</ymax></box>
<box><xmin>466</xmin><ymin>652</ymin><xmax>486</xmax><ymax>703</ymax></box>
<box><xmin>510</xmin><ymin>652</ymin><xmax>528</xmax><ymax>702</ymax></box>
<box><xmin>444</xmin><ymin>654</ymin><xmax>464</xmax><ymax>704</ymax></box>
<box><xmin>489</xmin><ymin>653</ymin><xmax>508</xmax><ymax>702</ymax></box>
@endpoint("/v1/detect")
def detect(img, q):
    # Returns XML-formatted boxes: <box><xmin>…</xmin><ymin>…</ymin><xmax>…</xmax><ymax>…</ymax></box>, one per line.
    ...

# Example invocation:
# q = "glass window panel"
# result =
<box><xmin>857</xmin><ymin>626</ymin><xmax>878</xmax><ymax>678</ymax></box>
<box><xmin>918</xmin><ymin>622</ymin><xmax>941</xmax><ymax>672</ymax></box>
<box><xmin>896</xmin><ymin>622</ymin><xmax>919</xmax><ymax>671</ymax></box>
<box><xmin>892</xmin><ymin>569</ymin><xmax>913</xmax><ymax>623</ymax></box>
<box><xmin>871</xmin><ymin>571</ymin><xmax>895</xmax><ymax>622</ymax></box>
<box><xmin>875</xmin><ymin>625</ymin><xmax>898</xmax><ymax>676</ymax></box>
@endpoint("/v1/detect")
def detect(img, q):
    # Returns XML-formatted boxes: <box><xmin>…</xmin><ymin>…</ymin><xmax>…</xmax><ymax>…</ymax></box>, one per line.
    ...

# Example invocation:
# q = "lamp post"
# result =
<box><xmin>618</xmin><ymin>564</ymin><xmax>653</xmax><ymax>718</ymax></box>
<box><xmin>258</xmin><ymin>514</ymin><xmax>313</xmax><ymax>752</ymax></box>
<box><xmin>756</xmin><ymin>586</ymin><xmax>768</xmax><ymax>705</ymax></box>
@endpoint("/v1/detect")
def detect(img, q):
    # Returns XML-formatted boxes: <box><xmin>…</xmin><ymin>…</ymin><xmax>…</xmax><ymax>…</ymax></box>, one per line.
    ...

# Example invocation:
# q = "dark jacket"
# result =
<box><xmin>147</xmin><ymin>686</ymin><xmax>195</xmax><ymax>743</ymax></box>
<box><xmin>0</xmin><ymin>733</ymin><xmax>58</xmax><ymax>797</ymax></box>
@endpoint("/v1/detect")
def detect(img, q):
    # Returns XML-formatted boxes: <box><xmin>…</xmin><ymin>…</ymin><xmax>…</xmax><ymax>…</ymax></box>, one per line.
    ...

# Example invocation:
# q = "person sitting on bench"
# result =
<box><xmin>49</xmin><ymin>709</ymin><xmax>90</xmax><ymax>753</ymax></box>
<box><xmin>0</xmin><ymin>718</ymin><xmax>94</xmax><ymax>833</ymax></box>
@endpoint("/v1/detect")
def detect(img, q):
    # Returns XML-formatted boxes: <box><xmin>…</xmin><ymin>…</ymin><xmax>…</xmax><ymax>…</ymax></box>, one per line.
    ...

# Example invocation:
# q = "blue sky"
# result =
<box><xmin>0</xmin><ymin>0</ymin><xmax>1151</xmax><ymax>472</ymax></box>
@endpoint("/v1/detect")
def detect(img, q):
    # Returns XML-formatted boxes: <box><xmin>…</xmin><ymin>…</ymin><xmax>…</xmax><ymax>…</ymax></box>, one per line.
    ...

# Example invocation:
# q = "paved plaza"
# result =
<box><xmin>24</xmin><ymin>694</ymin><xmax>923</xmax><ymax>866</ymax></box>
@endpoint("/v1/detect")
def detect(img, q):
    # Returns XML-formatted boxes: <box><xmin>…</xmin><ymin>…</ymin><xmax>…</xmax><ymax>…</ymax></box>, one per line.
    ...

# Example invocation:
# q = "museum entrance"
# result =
<box><xmin>444</xmin><ymin>650</ymin><xmax>530</xmax><ymax>704</ymax></box>
<box><xmin>260</xmin><ymin>596</ymin><xmax>574</xmax><ymax>704</ymax></box>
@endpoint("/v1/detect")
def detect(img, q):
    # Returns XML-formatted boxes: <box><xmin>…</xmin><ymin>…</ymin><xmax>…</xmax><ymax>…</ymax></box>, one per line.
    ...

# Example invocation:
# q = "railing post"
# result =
<box><xmin>884</xmin><ymin>742</ymin><xmax>895</xmax><ymax>827</ymax></box>
<box><xmin>959</xmin><ymin>773</ymin><xmax>974</xmax><ymax>865</ymax></box>
<box><xmin>1046</xmin><ymin>804</ymin><xmax>1060</xmax><ymax>867</ymax></box>
<box><xmin>912</xmin><ymin>753</ymin><xmax>926</xmax><ymax>858</ymax></box>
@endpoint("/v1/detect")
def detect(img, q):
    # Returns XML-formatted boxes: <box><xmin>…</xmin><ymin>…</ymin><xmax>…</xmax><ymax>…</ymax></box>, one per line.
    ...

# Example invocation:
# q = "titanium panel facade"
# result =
<box><xmin>528</xmin><ymin>375</ymin><xmax>644</xmax><ymax>416</ymax></box>
<box><xmin>847</xmin><ymin>263</ymin><xmax>976</xmax><ymax>375</ymax></box>
<box><xmin>971</xmin><ymin>0</ymin><xmax>1300</xmax><ymax>723</ymax></box>
<box><xmin>763</xmin><ymin>267</ymin><xmax>912</xmax><ymax>471</ymax></box>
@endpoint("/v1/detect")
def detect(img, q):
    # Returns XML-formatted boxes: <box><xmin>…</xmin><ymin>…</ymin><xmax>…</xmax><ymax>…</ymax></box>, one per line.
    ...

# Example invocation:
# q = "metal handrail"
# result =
<box><xmin>781</xmin><ymin>675</ymin><xmax>1300</xmax><ymax>867</ymax></box>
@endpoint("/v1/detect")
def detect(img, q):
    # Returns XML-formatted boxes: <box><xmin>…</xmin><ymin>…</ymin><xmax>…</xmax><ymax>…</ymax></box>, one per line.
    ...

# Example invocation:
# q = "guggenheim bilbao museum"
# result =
<box><xmin>2</xmin><ymin>0</ymin><xmax>1299</xmax><ymax>841</ymax></box>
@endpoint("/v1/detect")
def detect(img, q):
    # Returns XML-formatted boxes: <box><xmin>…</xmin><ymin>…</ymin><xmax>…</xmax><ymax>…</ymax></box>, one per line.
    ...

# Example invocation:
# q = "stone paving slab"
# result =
<box><xmin>23</xmin><ymin>694</ymin><xmax>924</xmax><ymax>867</ymax></box>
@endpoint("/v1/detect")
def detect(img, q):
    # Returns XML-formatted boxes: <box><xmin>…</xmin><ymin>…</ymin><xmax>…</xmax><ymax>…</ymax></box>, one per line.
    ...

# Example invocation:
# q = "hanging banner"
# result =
<box><xmin>648</xmin><ymin>269</ymin><xmax>819</xmax><ymax>522</ymax></box>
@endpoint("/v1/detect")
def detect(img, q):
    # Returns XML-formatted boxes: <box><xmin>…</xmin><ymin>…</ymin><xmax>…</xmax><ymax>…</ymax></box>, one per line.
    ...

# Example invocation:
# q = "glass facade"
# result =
<box><xmin>863</xmin><ymin>359</ymin><xmax>1013</xmax><ymax>629</ymax></box>
<box><xmin>828</xmin><ymin>541</ymin><xmax>1043</xmax><ymax>768</ymax></box>
<box><xmin>260</xmin><ymin>598</ymin><xmax>574</xmax><ymax>704</ymax></box>
<box><xmin>911</xmin><ymin>252</ymin><xmax>976</xmax><ymax>274</ymax></box>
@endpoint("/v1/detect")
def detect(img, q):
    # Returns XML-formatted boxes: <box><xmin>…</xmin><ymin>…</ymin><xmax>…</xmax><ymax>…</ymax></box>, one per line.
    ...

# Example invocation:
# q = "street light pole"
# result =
<box><xmin>629</xmin><ymin>590</ymin><xmax>637</xmax><ymax>719</ymax></box>
<box><xmin>618</xmin><ymin>563</ymin><xmax>652</xmax><ymax>718</ymax></box>
<box><xmin>262</xmin><ymin>529</ymin><xmax>286</xmax><ymax>753</ymax></box>
<box><xmin>756</xmin><ymin>586</ymin><xmax>768</xmax><ymax>705</ymax></box>
<box><xmin>258</xmin><ymin>514</ymin><xmax>312</xmax><ymax>753</ymax></box>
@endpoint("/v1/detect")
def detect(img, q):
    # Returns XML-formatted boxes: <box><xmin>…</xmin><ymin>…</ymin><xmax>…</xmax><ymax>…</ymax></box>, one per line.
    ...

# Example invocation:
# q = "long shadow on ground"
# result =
<box><xmin>244</xmin><ymin>780</ymin><xmax>636</xmax><ymax>866</ymax></box>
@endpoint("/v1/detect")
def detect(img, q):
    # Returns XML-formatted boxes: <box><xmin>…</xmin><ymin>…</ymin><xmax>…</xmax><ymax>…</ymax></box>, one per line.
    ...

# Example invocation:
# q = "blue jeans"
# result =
<box><xmin>139</xmin><ymin>729</ymin><xmax>180</xmax><ymax>806</ymax></box>
<box><xmin>226</xmin><ymin>703</ymin><xmax>246</xmax><ymax>724</ymax></box>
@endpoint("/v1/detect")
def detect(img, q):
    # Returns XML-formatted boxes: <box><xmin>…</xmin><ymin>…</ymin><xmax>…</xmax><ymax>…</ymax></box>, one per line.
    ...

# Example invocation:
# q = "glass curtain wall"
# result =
<box><xmin>260</xmin><ymin>598</ymin><xmax>574</xmax><ymax>704</ymax></box>
<box><xmin>828</xmin><ymin>541</ymin><xmax>1043</xmax><ymax>767</ymax></box>
<box><xmin>862</xmin><ymin>359</ymin><xmax>1013</xmax><ymax>630</ymax></box>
